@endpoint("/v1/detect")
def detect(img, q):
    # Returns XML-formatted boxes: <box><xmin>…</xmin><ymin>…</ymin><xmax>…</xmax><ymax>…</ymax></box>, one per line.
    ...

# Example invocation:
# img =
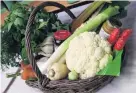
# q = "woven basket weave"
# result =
<box><xmin>25</xmin><ymin>1</ymin><xmax>124</xmax><ymax>93</ymax></box>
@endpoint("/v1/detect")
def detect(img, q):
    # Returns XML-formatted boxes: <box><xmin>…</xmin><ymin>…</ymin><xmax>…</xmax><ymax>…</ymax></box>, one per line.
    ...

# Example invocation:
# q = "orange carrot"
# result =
<box><xmin>21</xmin><ymin>64</ymin><xmax>37</xmax><ymax>80</ymax></box>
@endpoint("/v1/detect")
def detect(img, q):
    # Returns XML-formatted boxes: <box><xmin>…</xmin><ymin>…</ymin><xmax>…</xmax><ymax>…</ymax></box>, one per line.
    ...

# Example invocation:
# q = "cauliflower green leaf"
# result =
<box><xmin>97</xmin><ymin>50</ymin><xmax>123</xmax><ymax>76</ymax></box>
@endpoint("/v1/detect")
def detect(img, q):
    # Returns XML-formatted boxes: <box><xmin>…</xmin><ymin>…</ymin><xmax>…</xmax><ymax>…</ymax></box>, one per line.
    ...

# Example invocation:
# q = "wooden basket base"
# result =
<box><xmin>25</xmin><ymin>76</ymin><xmax>114</xmax><ymax>93</ymax></box>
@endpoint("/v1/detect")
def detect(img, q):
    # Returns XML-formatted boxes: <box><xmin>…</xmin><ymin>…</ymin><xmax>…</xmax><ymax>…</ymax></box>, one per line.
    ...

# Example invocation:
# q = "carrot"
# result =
<box><xmin>21</xmin><ymin>64</ymin><xmax>37</xmax><ymax>80</ymax></box>
<box><xmin>21</xmin><ymin>70</ymin><xmax>29</xmax><ymax>80</ymax></box>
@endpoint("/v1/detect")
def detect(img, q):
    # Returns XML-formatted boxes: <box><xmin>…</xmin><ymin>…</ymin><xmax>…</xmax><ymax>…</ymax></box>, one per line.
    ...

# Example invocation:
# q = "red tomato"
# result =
<box><xmin>54</xmin><ymin>30</ymin><xmax>71</xmax><ymax>40</ymax></box>
<box><xmin>120</xmin><ymin>29</ymin><xmax>132</xmax><ymax>42</ymax></box>
<box><xmin>114</xmin><ymin>38</ymin><xmax>125</xmax><ymax>50</ymax></box>
<box><xmin>108</xmin><ymin>28</ymin><xmax>120</xmax><ymax>45</ymax></box>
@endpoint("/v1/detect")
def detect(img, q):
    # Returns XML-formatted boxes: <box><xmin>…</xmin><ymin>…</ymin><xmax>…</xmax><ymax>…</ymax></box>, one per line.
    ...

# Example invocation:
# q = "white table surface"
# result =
<box><xmin>1</xmin><ymin>2</ymin><xmax>136</xmax><ymax>93</ymax></box>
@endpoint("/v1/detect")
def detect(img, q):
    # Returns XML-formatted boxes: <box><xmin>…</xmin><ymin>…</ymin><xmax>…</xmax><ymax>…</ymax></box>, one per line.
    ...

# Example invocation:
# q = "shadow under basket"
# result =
<box><xmin>25</xmin><ymin>1</ymin><xmax>125</xmax><ymax>93</ymax></box>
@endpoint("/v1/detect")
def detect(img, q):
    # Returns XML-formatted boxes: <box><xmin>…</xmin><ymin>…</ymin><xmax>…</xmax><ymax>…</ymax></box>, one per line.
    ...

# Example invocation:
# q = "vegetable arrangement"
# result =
<box><xmin>97</xmin><ymin>28</ymin><xmax>132</xmax><ymax>76</ymax></box>
<box><xmin>37</xmin><ymin>1</ymin><xmax>131</xmax><ymax>81</ymax></box>
<box><xmin>1</xmin><ymin>1</ymin><xmax>131</xmax><ymax>82</ymax></box>
<box><xmin>40</xmin><ymin>5</ymin><xmax>120</xmax><ymax>76</ymax></box>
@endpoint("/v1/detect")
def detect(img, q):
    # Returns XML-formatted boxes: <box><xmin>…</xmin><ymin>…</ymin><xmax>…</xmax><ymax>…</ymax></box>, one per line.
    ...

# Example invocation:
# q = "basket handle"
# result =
<box><xmin>25</xmin><ymin>1</ymin><xmax>76</xmax><ymax>86</ymax></box>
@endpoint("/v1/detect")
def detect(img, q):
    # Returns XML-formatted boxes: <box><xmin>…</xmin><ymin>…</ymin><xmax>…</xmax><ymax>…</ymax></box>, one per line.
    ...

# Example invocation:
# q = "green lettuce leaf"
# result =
<box><xmin>97</xmin><ymin>50</ymin><xmax>123</xmax><ymax>76</ymax></box>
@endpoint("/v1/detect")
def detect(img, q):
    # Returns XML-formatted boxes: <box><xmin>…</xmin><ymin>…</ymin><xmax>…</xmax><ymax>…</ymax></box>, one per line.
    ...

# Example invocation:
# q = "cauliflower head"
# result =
<box><xmin>66</xmin><ymin>32</ymin><xmax>112</xmax><ymax>79</ymax></box>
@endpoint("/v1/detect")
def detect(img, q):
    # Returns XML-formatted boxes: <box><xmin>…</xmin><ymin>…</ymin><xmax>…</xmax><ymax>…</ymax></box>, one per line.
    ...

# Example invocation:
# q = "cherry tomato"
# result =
<box><xmin>108</xmin><ymin>28</ymin><xmax>120</xmax><ymax>45</ymax></box>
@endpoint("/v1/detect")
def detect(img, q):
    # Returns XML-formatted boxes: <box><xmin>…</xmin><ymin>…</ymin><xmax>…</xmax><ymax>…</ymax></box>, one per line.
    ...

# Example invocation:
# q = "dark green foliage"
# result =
<box><xmin>102</xmin><ymin>1</ymin><xmax>130</xmax><ymax>19</ymax></box>
<box><xmin>1</xmin><ymin>3</ymin><xmax>70</xmax><ymax>70</ymax></box>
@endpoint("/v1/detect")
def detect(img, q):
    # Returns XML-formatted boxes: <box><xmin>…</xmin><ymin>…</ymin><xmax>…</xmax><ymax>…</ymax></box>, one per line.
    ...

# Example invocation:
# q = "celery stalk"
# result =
<box><xmin>40</xmin><ymin>6</ymin><xmax>120</xmax><ymax>74</ymax></box>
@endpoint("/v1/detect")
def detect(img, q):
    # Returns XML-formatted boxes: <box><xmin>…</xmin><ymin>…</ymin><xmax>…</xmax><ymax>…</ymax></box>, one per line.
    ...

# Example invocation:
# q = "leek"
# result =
<box><xmin>40</xmin><ymin>6</ymin><xmax>120</xmax><ymax>75</ymax></box>
<box><xmin>71</xmin><ymin>1</ymin><xmax>105</xmax><ymax>31</ymax></box>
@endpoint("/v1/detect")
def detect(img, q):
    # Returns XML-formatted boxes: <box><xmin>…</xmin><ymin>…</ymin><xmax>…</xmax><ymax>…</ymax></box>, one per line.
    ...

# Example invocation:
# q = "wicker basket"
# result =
<box><xmin>25</xmin><ymin>1</ymin><xmax>125</xmax><ymax>93</ymax></box>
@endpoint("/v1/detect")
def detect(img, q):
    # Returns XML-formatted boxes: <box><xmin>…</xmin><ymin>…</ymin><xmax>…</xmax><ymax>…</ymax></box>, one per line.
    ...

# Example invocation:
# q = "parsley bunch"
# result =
<box><xmin>1</xmin><ymin>3</ymin><xmax>69</xmax><ymax>70</ymax></box>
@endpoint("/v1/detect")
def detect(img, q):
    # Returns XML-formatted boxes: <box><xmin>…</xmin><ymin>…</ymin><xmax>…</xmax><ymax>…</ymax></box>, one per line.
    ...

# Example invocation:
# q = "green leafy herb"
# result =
<box><xmin>8</xmin><ymin>22</ymin><xmax>13</xmax><ymax>31</ymax></box>
<box><xmin>1</xmin><ymin>3</ymin><xmax>70</xmax><ymax>70</ymax></box>
<box><xmin>14</xmin><ymin>18</ymin><xmax>24</xmax><ymax>26</ymax></box>
<box><xmin>38</xmin><ymin>21</ymin><xmax>48</xmax><ymax>29</ymax></box>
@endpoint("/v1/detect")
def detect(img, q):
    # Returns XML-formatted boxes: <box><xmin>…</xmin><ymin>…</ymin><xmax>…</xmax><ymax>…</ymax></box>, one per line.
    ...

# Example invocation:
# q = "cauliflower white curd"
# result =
<box><xmin>66</xmin><ymin>32</ymin><xmax>112</xmax><ymax>79</ymax></box>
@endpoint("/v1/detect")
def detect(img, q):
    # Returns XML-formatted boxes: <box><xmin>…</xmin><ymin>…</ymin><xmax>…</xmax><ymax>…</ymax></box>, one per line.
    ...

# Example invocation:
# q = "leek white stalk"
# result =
<box><xmin>57</xmin><ymin>54</ymin><xmax>66</xmax><ymax>64</ymax></box>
